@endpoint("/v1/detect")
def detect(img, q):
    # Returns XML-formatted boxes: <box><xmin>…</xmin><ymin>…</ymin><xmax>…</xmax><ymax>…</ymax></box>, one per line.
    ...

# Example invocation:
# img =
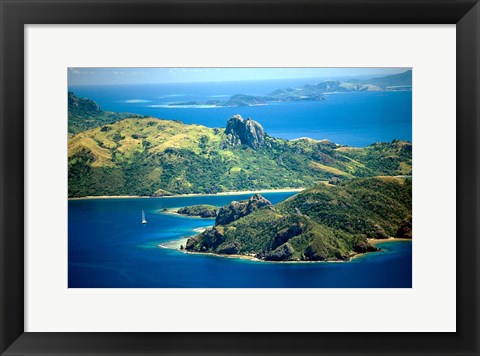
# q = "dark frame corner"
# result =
<box><xmin>1</xmin><ymin>1</ymin><xmax>479</xmax><ymax>355</ymax></box>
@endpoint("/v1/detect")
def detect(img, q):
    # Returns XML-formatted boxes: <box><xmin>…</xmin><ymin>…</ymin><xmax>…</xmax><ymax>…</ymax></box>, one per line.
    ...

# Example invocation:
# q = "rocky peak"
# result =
<box><xmin>223</xmin><ymin>115</ymin><xmax>266</xmax><ymax>149</ymax></box>
<box><xmin>215</xmin><ymin>194</ymin><xmax>274</xmax><ymax>226</ymax></box>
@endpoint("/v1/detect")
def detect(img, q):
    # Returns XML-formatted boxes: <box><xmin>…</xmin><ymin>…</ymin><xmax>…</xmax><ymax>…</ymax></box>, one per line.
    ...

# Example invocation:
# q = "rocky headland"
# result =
<box><xmin>185</xmin><ymin>177</ymin><xmax>412</xmax><ymax>262</ymax></box>
<box><xmin>176</xmin><ymin>205</ymin><xmax>219</xmax><ymax>218</ymax></box>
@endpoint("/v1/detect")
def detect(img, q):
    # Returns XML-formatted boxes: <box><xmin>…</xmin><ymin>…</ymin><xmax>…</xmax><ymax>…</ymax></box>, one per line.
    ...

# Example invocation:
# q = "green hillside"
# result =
<box><xmin>186</xmin><ymin>177</ymin><xmax>412</xmax><ymax>261</ymax></box>
<box><xmin>68</xmin><ymin>92</ymin><xmax>141</xmax><ymax>134</ymax></box>
<box><xmin>68</xmin><ymin>114</ymin><xmax>412</xmax><ymax>197</ymax></box>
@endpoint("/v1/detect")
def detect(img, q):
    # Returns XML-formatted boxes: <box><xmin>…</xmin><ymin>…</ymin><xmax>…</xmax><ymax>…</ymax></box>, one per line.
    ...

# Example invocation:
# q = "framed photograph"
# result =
<box><xmin>1</xmin><ymin>0</ymin><xmax>479</xmax><ymax>355</ymax></box>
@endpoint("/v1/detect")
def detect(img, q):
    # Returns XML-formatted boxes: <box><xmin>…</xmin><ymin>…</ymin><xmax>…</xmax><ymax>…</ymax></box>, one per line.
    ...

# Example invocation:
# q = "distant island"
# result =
<box><xmin>67</xmin><ymin>70</ymin><xmax>412</xmax><ymax>134</ymax></box>
<box><xmin>166</xmin><ymin>70</ymin><xmax>412</xmax><ymax>108</ymax></box>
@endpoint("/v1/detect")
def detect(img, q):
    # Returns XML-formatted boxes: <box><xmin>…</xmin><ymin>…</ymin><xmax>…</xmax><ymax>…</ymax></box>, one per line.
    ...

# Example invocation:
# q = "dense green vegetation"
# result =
<box><xmin>68</xmin><ymin>113</ymin><xmax>412</xmax><ymax>197</ymax></box>
<box><xmin>68</xmin><ymin>92</ymin><xmax>142</xmax><ymax>134</ymax></box>
<box><xmin>176</xmin><ymin>205</ymin><xmax>218</xmax><ymax>218</ymax></box>
<box><xmin>187</xmin><ymin>177</ymin><xmax>412</xmax><ymax>261</ymax></box>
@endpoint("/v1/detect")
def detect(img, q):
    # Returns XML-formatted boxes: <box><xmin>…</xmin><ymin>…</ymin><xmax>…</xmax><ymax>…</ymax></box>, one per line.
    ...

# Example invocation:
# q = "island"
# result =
<box><xmin>185</xmin><ymin>176</ymin><xmax>412</xmax><ymax>262</ymax></box>
<box><xmin>166</xmin><ymin>70</ymin><xmax>412</xmax><ymax>108</ymax></box>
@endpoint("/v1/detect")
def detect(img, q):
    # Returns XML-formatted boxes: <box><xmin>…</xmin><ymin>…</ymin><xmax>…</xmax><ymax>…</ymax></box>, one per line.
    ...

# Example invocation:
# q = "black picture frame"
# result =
<box><xmin>1</xmin><ymin>0</ymin><xmax>479</xmax><ymax>355</ymax></box>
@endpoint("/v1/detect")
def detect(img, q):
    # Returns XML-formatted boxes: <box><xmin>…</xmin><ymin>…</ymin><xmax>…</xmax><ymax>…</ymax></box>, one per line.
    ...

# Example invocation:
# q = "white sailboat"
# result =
<box><xmin>141</xmin><ymin>210</ymin><xmax>147</xmax><ymax>224</ymax></box>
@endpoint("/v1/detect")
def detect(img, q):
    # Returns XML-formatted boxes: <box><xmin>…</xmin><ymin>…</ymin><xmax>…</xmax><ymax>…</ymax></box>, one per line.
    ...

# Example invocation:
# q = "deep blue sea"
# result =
<box><xmin>68</xmin><ymin>193</ymin><xmax>412</xmax><ymax>288</ymax></box>
<box><xmin>69</xmin><ymin>79</ymin><xmax>412</xmax><ymax>147</ymax></box>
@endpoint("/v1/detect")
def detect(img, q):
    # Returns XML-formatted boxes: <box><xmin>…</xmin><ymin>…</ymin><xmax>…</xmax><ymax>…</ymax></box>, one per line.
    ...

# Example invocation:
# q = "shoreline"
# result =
<box><xmin>367</xmin><ymin>237</ymin><xmax>412</xmax><ymax>245</ymax></box>
<box><xmin>158</xmin><ymin>208</ymin><xmax>216</xmax><ymax>220</ymax></box>
<box><xmin>159</xmin><ymin>237</ymin><xmax>412</xmax><ymax>264</ymax></box>
<box><xmin>68</xmin><ymin>188</ymin><xmax>304</xmax><ymax>200</ymax></box>
<box><xmin>350</xmin><ymin>238</ymin><xmax>412</xmax><ymax>261</ymax></box>
<box><xmin>69</xmin><ymin>195</ymin><xmax>150</xmax><ymax>200</ymax></box>
<box><xmin>179</xmin><ymin>248</ymin><xmax>263</xmax><ymax>262</ymax></box>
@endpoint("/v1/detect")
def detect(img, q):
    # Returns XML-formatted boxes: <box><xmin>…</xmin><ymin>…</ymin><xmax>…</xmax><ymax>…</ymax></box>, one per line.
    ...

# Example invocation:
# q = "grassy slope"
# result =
<box><xmin>68</xmin><ymin>110</ymin><xmax>136</xmax><ymax>134</ymax></box>
<box><xmin>68</xmin><ymin>117</ymin><xmax>412</xmax><ymax>197</ymax></box>
<box><xmin>189</xmin><ymin>177</ymin><xmax>412</xmax><ymax>261</ymax></box>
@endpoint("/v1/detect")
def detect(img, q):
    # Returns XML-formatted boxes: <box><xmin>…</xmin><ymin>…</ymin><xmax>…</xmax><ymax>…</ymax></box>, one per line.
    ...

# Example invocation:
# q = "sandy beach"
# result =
<box><xmin>158</xmin><ymin>227</ymin><xmax>210</xmax><ymax>250</ymax></box>
<box><xmin>367</xmin><ymin>237</ymin><xmax>412</xmax><ymax>245</ymax></box>
<box><xmin>159</xmin><ymin>236</ymin><xmax>261</xmax><ymax>262</ymax></box>
<box><xmin>69</xmin><ymin>195</ymin><xmax>150</xmax><ymax>200</ymax></box>
<box><xmin>174</xmin><ymin>246</ymin><xmax>373</xmax><ymax>264</ymax></box>
<box><xmin>179</xmin><ymin>248</ymin><xmax>262</xmax><ymax>262</ymax></box>
<box><xmin>157</xmin><ymin>188</ymin><xmax>304</xmax><ymax>198</ymax></box>
<box><xmin>69</xmin><ymin>188</ymin><xmax>304</xmax><ymax>200</ymax></box>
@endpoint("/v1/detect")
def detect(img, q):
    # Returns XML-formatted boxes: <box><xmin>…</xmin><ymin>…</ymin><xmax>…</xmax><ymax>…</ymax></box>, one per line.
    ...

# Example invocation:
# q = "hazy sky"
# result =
<box><xmin>68</xmin><ymin>67</ymin><xmax>410</xmax><ymax>86</ymax></box>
